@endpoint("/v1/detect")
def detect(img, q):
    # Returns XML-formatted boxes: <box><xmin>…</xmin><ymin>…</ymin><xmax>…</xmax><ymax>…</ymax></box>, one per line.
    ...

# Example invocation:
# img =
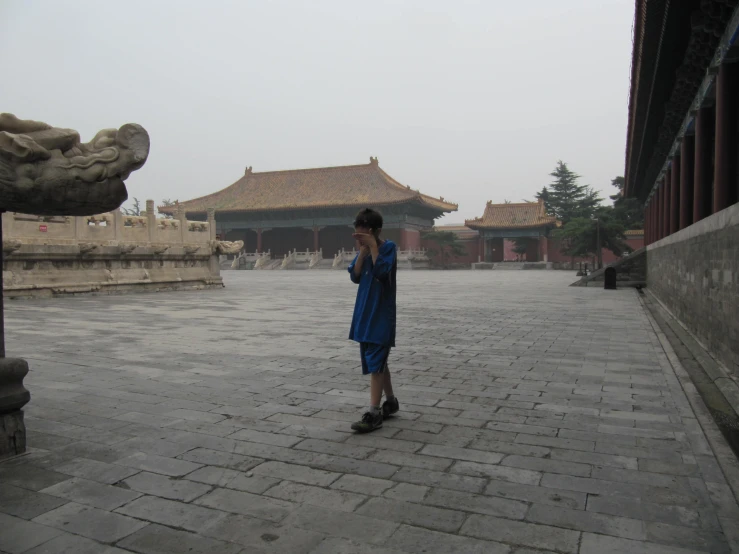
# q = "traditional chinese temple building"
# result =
<box><xmin>161</xmin><ymin>157</ymin><xmax>457</xmax><ymax>258</ymax></box>
<box><xmin>625</xmin><ymin>1</ymin><xmax>739</xmax><ymax>376</ymax></box>
<box><xmin>464</xmin><ymin>200</ymin><xmax>557</xmax><ymax>262</ymax></box>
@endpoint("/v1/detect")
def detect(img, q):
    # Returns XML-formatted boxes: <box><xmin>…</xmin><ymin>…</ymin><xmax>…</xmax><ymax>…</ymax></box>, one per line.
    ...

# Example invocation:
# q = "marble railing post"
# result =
<box><xmin>207</xmin><ymin>208</ymin><xmax>216</xmax><ymax>241</ymax></box>
<box><xmin>74</xmin><ymin>213</ymin><xmax>87</xmax><ymax>240</ymax></box>
<box><xmin>177</xmin><ymin>204</ymin><xmax>187</xmax><ymax>243</ymax></box>
<box><xmin>146</xmin><ymin>200</ymin><xmax>157</xmax><ymax>243</ymax></box>
<box><xmin>1</xmin><ymin>212</ymin><xmax>13</xmax><ymax>239</ymax></box>
<box><xmin>113</xmin><ymin>208</ymin><xmax>124</xmax><ymax>241</ymax></box>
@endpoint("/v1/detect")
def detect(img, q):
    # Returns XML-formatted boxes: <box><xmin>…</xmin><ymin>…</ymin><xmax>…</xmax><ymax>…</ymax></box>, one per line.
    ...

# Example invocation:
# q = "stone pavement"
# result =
<box><xmin>1</xmin><ymin>270</ymin><xmax>738</xmax><ymax>554</ymax></box>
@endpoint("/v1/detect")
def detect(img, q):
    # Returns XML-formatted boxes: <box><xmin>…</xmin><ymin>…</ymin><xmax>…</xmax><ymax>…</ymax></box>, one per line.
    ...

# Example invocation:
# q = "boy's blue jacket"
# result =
<box><xmin>348</xmin><ymin>240</ymin><xmax>397</xmax><ymax>347</ymax></box>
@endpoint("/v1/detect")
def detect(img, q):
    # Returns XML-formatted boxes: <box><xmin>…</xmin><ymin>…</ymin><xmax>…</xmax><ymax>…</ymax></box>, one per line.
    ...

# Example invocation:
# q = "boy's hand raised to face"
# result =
<box><xmin>352</xmin><ymin>233</ymin><xmax>377</xmax><ymax>249</ymax></box>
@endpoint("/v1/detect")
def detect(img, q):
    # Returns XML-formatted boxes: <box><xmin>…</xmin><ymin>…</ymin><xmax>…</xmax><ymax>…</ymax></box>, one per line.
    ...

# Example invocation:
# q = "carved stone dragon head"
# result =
<box><xmin>0</xmin><ymin>113</ymin><xmax>150</xmax><ymax>216</ymax></box>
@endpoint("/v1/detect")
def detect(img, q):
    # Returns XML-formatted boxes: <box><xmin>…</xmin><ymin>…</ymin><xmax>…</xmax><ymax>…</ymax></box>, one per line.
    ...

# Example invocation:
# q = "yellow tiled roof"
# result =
<box><xmin>624</xmin><ymin>229</ymin><xmax>644</xmax><ymax>236</ymax></box>
<box><xmin>465</xmin><ymin>200</ymin><xmax>557</xmax><ymax>229</ymax></box>
<box><xmin>159</xmin><ymin>158</ymin><xmax>458</xmax><ymax>215</ymax></box>
<box><xmin>432</xmin><ymin>224</ymin><xmax>479</xmax><ymax>239</ymax></box>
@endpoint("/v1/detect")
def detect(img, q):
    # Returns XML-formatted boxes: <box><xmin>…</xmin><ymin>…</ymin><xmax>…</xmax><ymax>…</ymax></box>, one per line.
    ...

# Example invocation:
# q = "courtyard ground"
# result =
<box><xmin>1</xmin><ymin>270</ymin><xmax>738</xmax><ymax>554</ymax></box>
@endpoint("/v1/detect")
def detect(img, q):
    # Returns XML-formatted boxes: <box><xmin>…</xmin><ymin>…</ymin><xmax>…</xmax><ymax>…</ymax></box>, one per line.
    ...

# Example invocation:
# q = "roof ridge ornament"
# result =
<box><xmin>369</xmin><ymin>156</ymin><xmax>378</xmax><ymax>166</ymax></box>
<box><xmin>245</xmin><ymin>166</ymin><xmax>253</xmax><ymax>176</ymax></box>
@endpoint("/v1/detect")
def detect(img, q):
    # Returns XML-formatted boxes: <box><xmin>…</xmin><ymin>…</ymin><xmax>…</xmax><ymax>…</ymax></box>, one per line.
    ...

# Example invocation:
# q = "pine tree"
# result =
<box><xmin>159</xmin><ymin>198</ymin><xmax>179</xmax><ymax>220</ymax></box>
<box><xmin>554</xmin><ymin>207</ymin><xmax>630</xmax><ymax>268</ymax></box>
<box><xmin>535</xmin><ymin>186</ymin><xmax>550</xmax><ymax>212</ymax></box>
<box><xmin>609</xmin><ymin>176</ymin><xmax>644</xmax><ymax>230</ymax></box>
<box><xmin>511</xmin><ymin>238</ymin><xmax>529</xmax><ymax>261</ymax></box>
<box><xmin>422</xmin><ymin>231</ymin><xmax>467</xmax><ymax>269</ymax></box>
<box><xmin>546</xmin><ymin>161</ymin><xmax>601</xmax><ymax>224</ymax></box>
<box><xmin>122</xmin><ymin>197</ymin><xmax>141</xmax><ymax>216</ymax></box>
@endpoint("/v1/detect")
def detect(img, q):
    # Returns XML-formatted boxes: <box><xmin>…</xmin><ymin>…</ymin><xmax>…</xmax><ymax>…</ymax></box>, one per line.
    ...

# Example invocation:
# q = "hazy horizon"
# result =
<box><xmin>1</xmin><ymin>0</ymin><xmax>634</xmax><ymax>223</ymax></box>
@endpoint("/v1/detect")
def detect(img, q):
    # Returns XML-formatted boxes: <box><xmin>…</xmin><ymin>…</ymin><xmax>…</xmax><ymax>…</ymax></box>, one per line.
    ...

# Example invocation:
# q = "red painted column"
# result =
<box><xmin>654</xmin><ymin>183</ymin><xmax>665</xmax><ymax>240</ymax></box>
<box><xmin>256</xmin><ymin>229</ymin><xmax>263</xmax><ymax>253</ymax></box>
<box><xmin>714</xmin><ymin>63</ymin><xmax>738</xmax><ymax>214</ymax></box>
<box><xmin>679</xmin><ymin>136</ymin><xmax>695</xmax><ymax>230</ymax></box>
<box><xmin>652</xmin><ymin>198</ymin><xmax>657</xmax><ymax>243</ymax></box>
<box><xmin>652</xmin><ymin>196</ymin><xmax>658</xmax><ymax>242</ymax></box>
<box><xmin>399</xmin><ymin>228</ymin><xmax>407</xmax><ymax>251</ymax></box>
<box><xmin>313</xmin><ymin>227</ymin><xmax>319</xmax><ymax>252</ymax></box>
<box><xmin>645</xmin><ymin>201</ymin><xmax>651</xmax><ymax>245</ymax></box>
<box><xmin>662</xmin><ymin>171</ymin><xmax>671</xmax><ymax>239</ymax></box>
<box><xmin>478</xmin><ymin>235</ymin><xmax>484</xmax><ymax>262</ymax></box>
<box><xmin>694</xmin><ymin>106</ymin><xmax>713</xmax><ymax>222</ymax></box>
<box><xmin>670</xmin><ymin>155</ymin><xmax>680</xmax><ymax>235</ymax></box>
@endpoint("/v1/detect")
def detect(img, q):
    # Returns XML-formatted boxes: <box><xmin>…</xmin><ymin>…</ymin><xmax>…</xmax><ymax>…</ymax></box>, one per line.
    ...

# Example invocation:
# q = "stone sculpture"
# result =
<box><xmin>0</xmin><ymin>113</ymin><xmax>150</xmax><ymax>458</ymax></box>
<box><xmin>213</xmin><ymin>240</ymin><xmax>244</xmax><ymax>255</ymax></box>
<box><xmin>0</xmin><ymin>113</ymin><xmax>150</xmax><ymax>216</ymax></box>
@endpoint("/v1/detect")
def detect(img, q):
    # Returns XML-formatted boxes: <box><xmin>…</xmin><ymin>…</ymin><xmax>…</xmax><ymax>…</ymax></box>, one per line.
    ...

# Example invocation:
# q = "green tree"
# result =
<box><xmin>422</xmin><ymin>231</ymin><xmax>467</xmax><ymax>269</ymax></box>
<box><xmin>546</xmin><ymin>161</ymin><xmax>602</xmax><ymax>224</ymax></box>
<box><xmin>122</xmin><ymin>197</ymin><xmax>141</xmax><ymax>216</ymax></box>
<box><xmin>535</xmin><ymin>186</ymin><xmax>550</xmax><ymax>211</ymax></box>
<box><xmin>159</xmin><ymin>198</ymin><xmax>178</xmax><ymax>219</ymax></box>
<box><xmin>511</xmin><ymin>238</ymin><xmax>529</xmax><ymax>261</ymax></box>
<box><xmin>554</xmin><ymin>206</ymin><xmax>630</xmax><ymax>268</ymax></box>
<box><xmin>609</xmin><ymin>176</ymin><xmax>643</xmax><ymax>230</ymax></box>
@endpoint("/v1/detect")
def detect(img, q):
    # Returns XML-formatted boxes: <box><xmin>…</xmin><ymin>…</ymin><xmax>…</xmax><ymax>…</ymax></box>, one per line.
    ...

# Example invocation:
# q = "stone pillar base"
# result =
<box><xmin>0</xmin><ymin>410</ymin><xmax>26</xmax><ymax>459</ymax></box>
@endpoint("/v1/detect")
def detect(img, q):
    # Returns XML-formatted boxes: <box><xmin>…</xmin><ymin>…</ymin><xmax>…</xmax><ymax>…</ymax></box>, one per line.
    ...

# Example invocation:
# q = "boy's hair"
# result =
<box><xmin>353</xmin><ymin>208</ymin><xmax>383</xmax><ymax>231</ymax></box>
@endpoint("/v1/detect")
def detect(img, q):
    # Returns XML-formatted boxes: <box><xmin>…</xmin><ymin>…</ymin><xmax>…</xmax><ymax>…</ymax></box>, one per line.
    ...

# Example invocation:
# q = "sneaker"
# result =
<box><xmin>382</xmin><ymin>397</ymin><xmax>399</xmax><ymax>418</ymax></box>
<box><xmin>351</xmin><ymin>411</ymin><xmax>383</xmax><ymax>433</ymax></box>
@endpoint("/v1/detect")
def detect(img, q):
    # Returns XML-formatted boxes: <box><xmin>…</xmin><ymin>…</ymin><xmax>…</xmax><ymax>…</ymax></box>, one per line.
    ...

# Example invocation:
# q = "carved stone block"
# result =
<box><xmin>0</xmin><ymin>358</ymin><xmax>30</xmax><ymax>459</ymax></box>
<box><xmin>0</xmin><ymin>411</ymin><xmax>26</xmax><ymax>459</ymax></box>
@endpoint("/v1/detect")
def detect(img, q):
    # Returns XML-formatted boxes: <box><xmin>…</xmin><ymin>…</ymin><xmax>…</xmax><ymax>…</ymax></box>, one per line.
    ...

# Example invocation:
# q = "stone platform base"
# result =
<box><xmin>471</xmin><ymin>262</ymin><xmax>551</xmax><ymax>270</ymax></box>
<box><xmin>3</xmin><ymin>243</ymin><xmax>224</xmax><ymax>299</ymax></box>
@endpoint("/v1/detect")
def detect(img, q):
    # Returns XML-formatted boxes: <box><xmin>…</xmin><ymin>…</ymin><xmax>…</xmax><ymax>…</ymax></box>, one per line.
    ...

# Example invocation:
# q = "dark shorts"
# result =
<box><xmin>359</xmin><ymin>343</ymin><xmax>390</xmax><ymax>375</ymax></box>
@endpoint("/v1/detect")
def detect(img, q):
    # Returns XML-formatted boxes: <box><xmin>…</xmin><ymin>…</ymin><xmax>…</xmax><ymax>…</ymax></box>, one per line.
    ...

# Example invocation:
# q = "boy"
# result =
<box><xmin>347</xmin><ymin>208</ymin><xmax>399</xmax><ymax>433</ymax></box>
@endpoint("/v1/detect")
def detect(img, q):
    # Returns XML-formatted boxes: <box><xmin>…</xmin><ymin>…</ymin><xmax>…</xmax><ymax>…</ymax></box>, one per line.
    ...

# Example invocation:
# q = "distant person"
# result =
<box><xmin>347</xmin><ymin>208</ymin><xmax>399</xmax><ymax>433</ymax></box>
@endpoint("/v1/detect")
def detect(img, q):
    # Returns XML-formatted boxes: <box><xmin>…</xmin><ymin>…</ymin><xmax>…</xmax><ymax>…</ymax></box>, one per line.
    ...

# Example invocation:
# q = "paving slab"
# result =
<box><xmin>39</xmin><ymin>477</ymin><xmax>142</xmax><ymax>510</ymax></box>
<box><xmin>121</xmin><ymin>471</ymin><xmax>212</xmax><ymax>502</ymax></box>
<box><xmin>201</xmin><ymin>514</ymin><xmax>324</xmax><ymax>553</ymax></box>
<box><xmin>23</xmin><ymin>532</ymin><xmax>132</xmax><ymax>554</ymax></box>
<box><xmin>195</xmin><ymin>486</ymin><xmax>298</xmax><ymax>522</ymax></box>
<box><xmin>33</xmin><ymin>501</ymin><xmax>147</xmax><ymax>543</ymax></box>
<box><xmin>389</xmin><ymin>524</ymin><xmax>510</xmax><ymax>554</ymax></box>
<box><xmin>0</xmin><ymin>483</ymin><xmax>69</xmax><ymax>519</ymax></box>
<box><xmin>2</xmin><ymin>271</ymin><xmax>736</xmax><ymax>554</ymax></box>
<box><xmin>0</xmin><ymin>512</ymin><xmax>63</xmax><ymax>554</ymax></box>
<box><xmin>117</xmin><ymin>523</ymin><xmax>243</xmax><ymax>554</ymax></box>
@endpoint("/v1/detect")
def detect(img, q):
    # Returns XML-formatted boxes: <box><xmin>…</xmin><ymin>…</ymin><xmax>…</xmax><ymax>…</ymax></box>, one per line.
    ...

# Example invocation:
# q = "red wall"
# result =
<box><xmin>400</xmin><ymin>229</ymin><xmax>422</xmax><ymax>250</ymax></box>
<box><xmin>422</xmin><ymin>233</ymin><xmax>644</xmax><ymax>267</ymax></box>
<box><xmin>546</xmin><ymin>237</ymin><xmax>644</xmax><ymax>265</ymax></box>
<box><xmin>421</xmin><ymin>237</ymin><xmax>479</xmax><ymax>266</ymax></box>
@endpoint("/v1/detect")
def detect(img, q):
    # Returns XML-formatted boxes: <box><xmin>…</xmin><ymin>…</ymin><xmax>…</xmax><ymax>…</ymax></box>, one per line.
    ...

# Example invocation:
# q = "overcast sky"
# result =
<box><xmin>1</xmin><ymin>0</ymin><xmax>633</xmax><ymax>223</ymax></box>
